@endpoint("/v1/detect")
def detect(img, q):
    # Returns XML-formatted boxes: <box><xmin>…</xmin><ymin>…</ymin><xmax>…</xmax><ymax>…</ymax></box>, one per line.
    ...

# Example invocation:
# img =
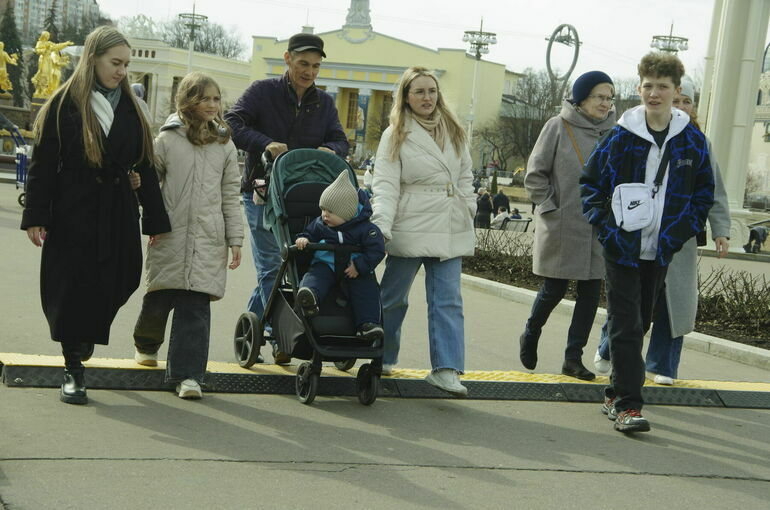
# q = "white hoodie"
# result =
<box><xmin>616</xmin><ymin>105</ymin><xmax>691</xmax><ymax>260</ymax></box>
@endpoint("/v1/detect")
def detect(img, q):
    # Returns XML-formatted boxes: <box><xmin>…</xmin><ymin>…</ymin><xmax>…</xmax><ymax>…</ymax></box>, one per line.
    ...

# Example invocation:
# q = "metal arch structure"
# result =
<box><xmin>545</xmin><ymin>24</ymin><xmax>580</xmax><ymax>107</ymax></box>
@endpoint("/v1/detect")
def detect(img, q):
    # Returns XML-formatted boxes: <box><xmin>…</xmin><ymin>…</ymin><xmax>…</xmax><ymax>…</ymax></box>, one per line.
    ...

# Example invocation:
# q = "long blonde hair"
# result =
<box><xmin>387</xmin><ymin>66</ymin><xmax>467</xmax><ymax>161</ymax></box>
<box><xmin>33</xmin><ymin>26</ymin><xmax>154</xmax><ymax>168</ymax></box>
<box><xmin>175</xmin><ymin>72</ymin><xmax>231</xmax><ymax>146</ymax></box>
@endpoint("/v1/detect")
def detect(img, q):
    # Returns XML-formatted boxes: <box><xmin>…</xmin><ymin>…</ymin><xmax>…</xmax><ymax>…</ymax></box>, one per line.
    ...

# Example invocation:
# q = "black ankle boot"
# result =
<box><xmin>519</xmin><ymin>331</ymin><xmax>539</xmax><ymax>370</ymax></box>
<box><xmin>562</xmin><ymin>359</ymin><xmax>596</xmax><ymax>381</ymax></box>
<box><xmin>60</xmin><ymin>368</ymin><xmax>88</xmax><ymax>405</ymax></box>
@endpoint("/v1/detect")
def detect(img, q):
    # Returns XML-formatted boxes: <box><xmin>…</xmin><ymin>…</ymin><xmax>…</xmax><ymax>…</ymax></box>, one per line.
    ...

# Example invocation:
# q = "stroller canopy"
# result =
<box><xmin>264</xmin><ymin>149</ymin><xmax>356</xmax><ymax>231</ymax></box>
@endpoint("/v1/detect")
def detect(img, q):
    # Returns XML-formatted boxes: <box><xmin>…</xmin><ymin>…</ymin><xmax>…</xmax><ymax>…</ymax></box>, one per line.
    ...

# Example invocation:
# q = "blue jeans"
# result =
<box><xmin>380</xmin><ymin>255</ymin><xmax>465</xmax><ymax>372</ymax></box>
<box><xmin>133</xmin><ymin>289</ymin><xmax>211</xmax><ymax>384</ymax></box>
<box><xmin>596</xmin><ymin>295</ymin><xmax>683</xmax><ymax>379</ymax></box>
<box><xmin>243</xmin><ymin>193</ymin><xmax>282</xmax><ymax>339</ymax></box>
<box><xmin>524</xmin><ymin>277</ymin><xmax>601</xmax><ymax>360</ymax></box>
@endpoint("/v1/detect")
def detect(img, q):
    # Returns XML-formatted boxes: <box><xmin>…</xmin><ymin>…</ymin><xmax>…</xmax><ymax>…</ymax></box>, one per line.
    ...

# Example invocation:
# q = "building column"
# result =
<box><xmin>703</xmin><ymin>0</ymin><xmax>770</xmax><ymax>246</ymax></box>
<box><xmin>354</xmin><ymin>88</ymin><xmax>371</xmax><ymax>160</ymax></box>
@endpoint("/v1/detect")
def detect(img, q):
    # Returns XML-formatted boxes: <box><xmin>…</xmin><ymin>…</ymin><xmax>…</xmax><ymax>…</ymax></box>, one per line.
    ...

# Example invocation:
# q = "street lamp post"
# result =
<box><xmin>178</xmin><ymin>1</ymin><xmax>208</xmax><ymax>73</ymax></box>
<box><xmin>651</xmin><ymin>24</ymin><xmax>689</xmax><ymax>53</ymax></box>
<box><xmin>463</xmin><ymin>18</ymin><xmax>496</xmax><ymax>147</ymax></box>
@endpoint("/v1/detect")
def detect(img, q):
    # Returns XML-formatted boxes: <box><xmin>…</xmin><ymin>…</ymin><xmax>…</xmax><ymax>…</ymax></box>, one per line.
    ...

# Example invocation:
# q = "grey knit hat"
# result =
<box><xmin>319</xmin><ymin>171</ymin><xmax>358</xmax><ymax>222</ymax></box>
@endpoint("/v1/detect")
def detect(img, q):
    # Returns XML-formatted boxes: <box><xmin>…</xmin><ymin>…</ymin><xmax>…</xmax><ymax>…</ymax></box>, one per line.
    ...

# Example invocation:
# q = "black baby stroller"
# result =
<box><xmin>233</xmin><ymin>148</ymin><xmax>383</xmax><ymax>405</ymax></box>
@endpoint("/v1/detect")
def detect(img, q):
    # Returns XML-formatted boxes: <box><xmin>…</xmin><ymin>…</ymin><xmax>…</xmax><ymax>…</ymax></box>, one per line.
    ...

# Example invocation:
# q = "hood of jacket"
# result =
<box><xmin>559</xmin><ymin>99</ymin><xmax>616</xmax><ymax>132</ymax></box>
<box><xmin>160</xmin><ymin>113</ymin><xmax>185</xmax><ymax>132</ymax></box>
<box><xmin>617</xmin><ymin>104</ymin><xmax>690</xmax><ymax>144</ymax></box>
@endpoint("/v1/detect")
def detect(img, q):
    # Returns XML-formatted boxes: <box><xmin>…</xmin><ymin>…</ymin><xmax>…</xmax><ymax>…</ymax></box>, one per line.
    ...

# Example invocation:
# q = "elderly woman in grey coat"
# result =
<box><xmin>594</xmin><ymin>77</ymin><xmax>731</xmax><ymax>385</ymax></box>
<box><xmin>519</xmin><ymin>71</ymin><xmax>616</xmax><ymax>380</ymax></box>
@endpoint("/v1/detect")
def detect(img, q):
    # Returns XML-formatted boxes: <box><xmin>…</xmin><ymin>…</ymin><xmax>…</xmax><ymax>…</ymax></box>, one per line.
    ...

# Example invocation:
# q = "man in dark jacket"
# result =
<box><xmin>580</xmin><ymin>53</ymin><xmax>714</xmax><ymax>434</ymax></box>
<box><xmin>492</xmin><ymin>190</ymin><xmax>510</xmax><ymax>213</ymax></box>
<box><xmin>225</xmin><ymin>33</ymin><xmax>349</xmax><ymax>364</ymax></box>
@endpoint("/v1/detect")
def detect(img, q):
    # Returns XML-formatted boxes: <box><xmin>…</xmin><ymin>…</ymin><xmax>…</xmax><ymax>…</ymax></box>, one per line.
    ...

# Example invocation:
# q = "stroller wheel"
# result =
<box><xmin>18</xmin><ymin>192</ymin><xmax>25</xmax><ymax>207</ymax></box>
<box><xmin>334</xmin><ymin>359</ymin><xmax>356</xmax><ymax>372</ymax></box>
<box><xmin>233</xmin><ymin>312</ymin><xmax>264</xmax><ymax>368</ymax></box>
<box><xmin>296</xmin><ymin>362</ymin><xmax>319</xmax><ymax>405</ymax></box>
<box><xmin>356</xmin><ymin>364</ymin><xmax>379</xmax><ymax>406</ymax></box>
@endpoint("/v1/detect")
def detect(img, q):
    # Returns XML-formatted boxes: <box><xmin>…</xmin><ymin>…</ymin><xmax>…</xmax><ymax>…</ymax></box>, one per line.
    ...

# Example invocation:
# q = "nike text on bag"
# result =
<box><xmin>611</xmin><ymin>183</ymin><xmax>654</xmax><ymax>232</ymax></box>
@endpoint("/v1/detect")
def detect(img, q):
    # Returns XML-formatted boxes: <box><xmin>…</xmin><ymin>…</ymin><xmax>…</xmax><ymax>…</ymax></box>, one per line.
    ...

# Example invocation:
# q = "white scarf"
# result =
<box><xmin>90</xmin><ymin>90</ymin><xmax>114</xmax><ymax>136</ymax></box>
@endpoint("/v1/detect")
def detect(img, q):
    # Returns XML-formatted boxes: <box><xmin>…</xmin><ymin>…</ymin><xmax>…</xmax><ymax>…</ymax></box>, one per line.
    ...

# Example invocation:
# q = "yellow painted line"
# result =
<box><xmin>2</xmin><ymin>353</ymin><xmax>769</xmax><ymax>393</ymax></box>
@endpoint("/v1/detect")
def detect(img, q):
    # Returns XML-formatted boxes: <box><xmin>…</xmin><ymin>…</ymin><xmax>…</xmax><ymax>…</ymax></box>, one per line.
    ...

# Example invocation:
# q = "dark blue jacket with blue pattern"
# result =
<box><xmin>580</xmin><ymin>107</ymin><xmax>715</xmax><ymax>268</ymax></box>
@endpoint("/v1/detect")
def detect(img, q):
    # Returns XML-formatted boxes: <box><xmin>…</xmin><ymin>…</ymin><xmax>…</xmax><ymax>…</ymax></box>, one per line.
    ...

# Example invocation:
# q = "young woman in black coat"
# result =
<box><xmin>21</xmin><ymin>26</ymin><xmax>170</xmax><ymax>405</ymax></box>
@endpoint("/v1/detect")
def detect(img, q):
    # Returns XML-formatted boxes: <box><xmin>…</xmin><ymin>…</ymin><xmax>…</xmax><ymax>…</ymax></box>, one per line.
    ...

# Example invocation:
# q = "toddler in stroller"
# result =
<box><xmin>233</xmin><ymin>149</ymin><xmax>385</xmax><ymax>405</ymax></box>
<box><xmin>295</xmin><ymin>170</ymin><xmax>385</xmax><ymax>340</ymax></box>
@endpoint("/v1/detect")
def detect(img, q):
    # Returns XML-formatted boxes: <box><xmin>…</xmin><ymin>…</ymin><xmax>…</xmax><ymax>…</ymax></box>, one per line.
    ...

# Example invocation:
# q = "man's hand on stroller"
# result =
<box><xmin>316</xmin><ymin>146</ymin><xmax>334</xmax><ymax>154</ymax></box>
<box><xmin>266</xmin><ymin>142</ymin><xmax>288</xmax><ymax>159</ymax></box>
<box><xmin>344</xmin><ymin>261</ymin><xmax>359</xmax><ymax>278</ymax></box>
<box><xmin>295</xmin><ymin>237</ymin><xmax>309</xmax><ymax>250</ymax></box>
<box><xmin>229</xmin><ymin>245</ymin><xmax>241</xmax><ymax>269</ymax></box>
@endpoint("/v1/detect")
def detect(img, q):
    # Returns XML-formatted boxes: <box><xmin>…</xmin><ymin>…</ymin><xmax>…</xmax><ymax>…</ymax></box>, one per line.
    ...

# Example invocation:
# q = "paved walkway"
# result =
<box><xmin>1</xmin><ymin>182</ymin><xmax>769</xmax><ymax>509</ymax></box>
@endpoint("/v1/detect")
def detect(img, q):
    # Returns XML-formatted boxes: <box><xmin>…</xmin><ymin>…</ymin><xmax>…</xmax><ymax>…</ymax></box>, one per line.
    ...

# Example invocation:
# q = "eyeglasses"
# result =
<box><xmin>409</xmin><ymin>89</ymin><xmax>438</xmax><ymax>98</ymax></box>
<box><xmin>588</xmin><ymin>94</ymin><xmax>615</xmax><ymax>104</ymax></box>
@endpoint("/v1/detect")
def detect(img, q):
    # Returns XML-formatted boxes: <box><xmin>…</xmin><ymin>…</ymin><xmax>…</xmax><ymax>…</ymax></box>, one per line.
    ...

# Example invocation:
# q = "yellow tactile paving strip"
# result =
<box><xmin>2</xmin><ymin>352</ymin><xmax>769</xmax><ymax>393</ymax></box>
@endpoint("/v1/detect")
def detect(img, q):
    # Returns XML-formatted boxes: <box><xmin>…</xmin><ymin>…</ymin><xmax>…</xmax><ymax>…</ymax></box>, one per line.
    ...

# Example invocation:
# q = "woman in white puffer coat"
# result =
<box><xmin>372</xmin><ymin>66</ymin><xmax>476</xmax><ymax>397</ymax></box>
<box><xmin>132</xmin><ymin>72</ymin><xmax>243</xmax><ymax>399</ymax></box>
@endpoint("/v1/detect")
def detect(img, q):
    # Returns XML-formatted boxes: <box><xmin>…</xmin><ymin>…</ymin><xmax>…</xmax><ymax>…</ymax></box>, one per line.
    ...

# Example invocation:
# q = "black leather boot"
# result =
<box><xmin>562</xmin><ymin>359</ymin><xmax>596</xmax><ymax>381</ymax></box>
<box><xmin>60</xmin><ymin>368</ymin><xmax>88</xmax><ymax>405</ymax></box>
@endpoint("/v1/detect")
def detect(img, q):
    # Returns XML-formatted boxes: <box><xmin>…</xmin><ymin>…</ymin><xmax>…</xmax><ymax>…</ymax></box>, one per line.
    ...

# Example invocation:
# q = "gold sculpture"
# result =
<box><xmin>31</xmin><ymin>31</ymin><xmax>73</xmax><ymax>99</ymax></box>
<box><xmin>0</xmin><ymin>41</ymin><xmax>19</xmax><ymax>92</ymax></box>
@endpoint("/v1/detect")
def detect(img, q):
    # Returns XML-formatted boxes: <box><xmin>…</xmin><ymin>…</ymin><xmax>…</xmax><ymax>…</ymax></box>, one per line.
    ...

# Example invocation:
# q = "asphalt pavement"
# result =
<box><xmin>1</xmin><ymin>182</ymin><xmax>769</xmax><ymax>509</ymax></box>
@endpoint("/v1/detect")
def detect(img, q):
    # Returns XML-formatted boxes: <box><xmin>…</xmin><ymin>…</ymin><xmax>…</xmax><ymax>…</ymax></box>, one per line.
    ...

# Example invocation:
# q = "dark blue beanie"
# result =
<box><xmin>571</xmin><ymin>71</ymin><xmax>613</xmax><ymax>105</ymax></box>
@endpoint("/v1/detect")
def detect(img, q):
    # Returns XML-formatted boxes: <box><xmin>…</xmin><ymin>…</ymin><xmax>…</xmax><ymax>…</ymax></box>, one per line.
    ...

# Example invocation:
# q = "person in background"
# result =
<box><xmin>509</xmin><ymin>208</ymin><xmax>522</xmax><ymax>219</ymax></box>
<box><xmin>130</xmin><ymin>82</ymin><xmax>152</xmax><ymax>123</ymax></box>
<box><xmin>372</xmin><ymin>66</ymin><xmax>476</xmax><ymax>397</ymax></box>
<box><xmin>519</xmin><ymin>71</ymin><xmax>617</xmax><ymax>381</ymax></box>
<box><xmin>492</xmin><ymin>189</ymin><xmax>510</xmax><ymax>213</ymax></box>
<box><xmin>490</xmin><ymin>207</ymin><xmax>510</xmax><ymax>230</ymax></box>
<box><xmin>475</xmin><ymin>187</ymin><xmax>493</xmax><ymax>228</ymax></box>
<box><xmin>593</xmin><ymin>75</ymin><xmax>731</xmax><ymax>386</ymax></box>
<box><xmin>21</xmin><ymin>26</ymin><xmax>170</xmax><ymax>405</ymax></box>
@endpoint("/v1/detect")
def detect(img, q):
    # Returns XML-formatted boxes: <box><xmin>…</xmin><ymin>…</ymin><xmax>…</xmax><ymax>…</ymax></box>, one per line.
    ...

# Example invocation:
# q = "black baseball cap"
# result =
<box><xmin>287</xmin><ymin>33</ymin><xmax>326</xmax><ymax>58</ymax></box>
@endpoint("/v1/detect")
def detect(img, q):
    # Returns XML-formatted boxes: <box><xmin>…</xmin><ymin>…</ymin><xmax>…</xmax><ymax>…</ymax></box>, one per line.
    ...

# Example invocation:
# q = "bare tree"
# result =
<box><xmin>118</xmin><ymin>15</ymin><xmax>246</xmax><ymax>60</ymax></box>
<box><xmin>612</xmin><ymin>76</ymin><xmax>641</xmax><ymax>117</ymax></box>
<box><xmin>476</xmin><ymin>68</ymin><xmax>560</xmax><ymax>169</ymax></box>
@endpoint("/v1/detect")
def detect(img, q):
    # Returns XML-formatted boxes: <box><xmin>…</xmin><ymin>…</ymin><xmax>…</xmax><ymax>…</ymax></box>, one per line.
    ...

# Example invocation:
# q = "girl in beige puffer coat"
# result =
<box><xmin>132</xmin><ymin>73</ymin><xmax>243</xmax><ymax>399</ymax></box>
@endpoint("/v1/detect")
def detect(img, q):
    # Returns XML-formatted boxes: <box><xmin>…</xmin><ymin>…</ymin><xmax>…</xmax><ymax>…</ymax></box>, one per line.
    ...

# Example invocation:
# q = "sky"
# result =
<box><xmin>98</xmin><ymin>0</ymin><xmax>770</xmax><ymax>82</ymax></box>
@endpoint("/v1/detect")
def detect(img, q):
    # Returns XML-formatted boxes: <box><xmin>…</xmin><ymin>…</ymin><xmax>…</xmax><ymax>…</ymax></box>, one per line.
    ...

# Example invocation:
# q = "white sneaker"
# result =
<box><xmin>593</xmin><ymin>350</ymin><xmax>611</xmax><ymax>375</ymax></box>
<box><xmin>653</xmin><ymin>374</ymin><xmax>674</xmax><ymax>386</ymax></box>
<box><xmin>135</xmin><ymin>350</ymin><xmax>158</xmax><ymax>367</ymax></box>
<box><xmin>425</xmin><ymin>369</ymin><xmax>468</xmax><ymax>398</ymax></box>
<box><xmin>381</xmin><ymin>364</ymin><xmax>394</xmax><ymax>376</ymax></box>
<box><xmin>176</xmin><ymin>379</ymin><xmax>202</xmax><ymax>399</ymax></box>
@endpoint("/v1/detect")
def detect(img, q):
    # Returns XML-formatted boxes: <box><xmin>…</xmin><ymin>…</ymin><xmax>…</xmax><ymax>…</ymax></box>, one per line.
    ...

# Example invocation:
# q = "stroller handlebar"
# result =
<box><xmin>286</xmin><ymin>242</ymin><xmax>361</xmax><ymax>255</ymax></box>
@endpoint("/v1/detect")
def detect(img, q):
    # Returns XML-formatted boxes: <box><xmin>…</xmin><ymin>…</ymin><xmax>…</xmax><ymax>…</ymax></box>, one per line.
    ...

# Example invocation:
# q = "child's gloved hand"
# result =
<box><xmin>296</xmin><ymin>237</ymin><xmax>309</xmax><ymax>250</ymax></box>
<box><xmin>344</xmin><ymin>261</ymin><xmax>359</xmax><ymax>278</ymax></box>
